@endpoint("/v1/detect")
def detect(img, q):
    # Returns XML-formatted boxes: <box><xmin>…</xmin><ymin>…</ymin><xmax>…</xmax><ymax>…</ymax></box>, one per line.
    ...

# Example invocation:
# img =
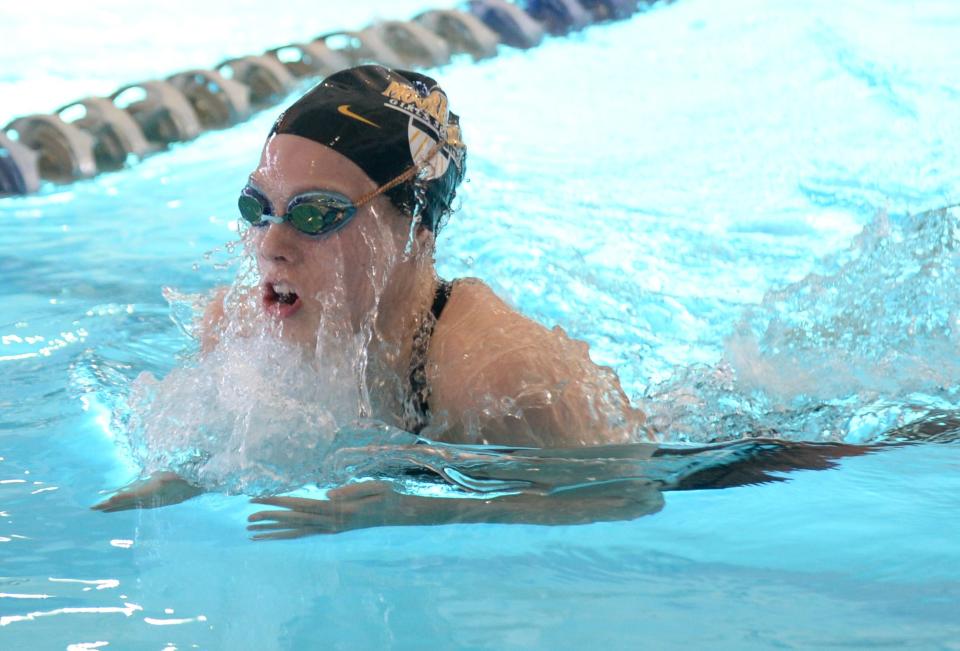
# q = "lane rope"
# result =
<box><xmin>0</xmin><ymin>0</ymin><xmax>671</xmax><ymax>197</ymax></box>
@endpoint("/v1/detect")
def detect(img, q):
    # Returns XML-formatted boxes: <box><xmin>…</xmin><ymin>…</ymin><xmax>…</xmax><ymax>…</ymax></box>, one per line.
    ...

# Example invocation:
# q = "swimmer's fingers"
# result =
<box><xmin>93</xmin><ymin>494</ymin><xmax>155</xmax><ymax>513</ymax></box>
<box><xmin>249</xmin><ymin>481</ymin><xmax>392</xmax><ymax>513</ymax></box>
<box><xmin>247</xmin><ymin>494</ymin><xmax>372</xmax><ymax>532</ymax></box>
<box><xmin>250</xmin><ymin>528</ymin><xmax>324</xmax><ymax>541</ymax></box>
<box><xmin>250</xmin><ymin>496</ymin><xmax>336</xmax><ymax>514</ymax></box>
<box><xmin>92</xmin><ymin>494</ymin><xmax>140</xmax><ymax>513</ymax></box>
<box><xmin>247</xmin><ymin>509</ymin><xmax>335</xmax><ymax>528</ymax></box>
<box><xmin>246</xmin><ymin>505</ymin><xmax>352</xmax><ymax>539</ymax></box>
<box><xmin>249</xmin><ymin>483</ymin><xmax>397</xmax><ymax>519</ymax></box>
<box><xmin>326</xmin><ymin>480</ymin><xmax>394</xmax><ymax>501</ymax></box>
<box><xmin>92</xmin><ymin>472</ymin><xmax>201</xmax><ymax>512</ymax></box>
<box><xmin>248</xmin><ymin>482</ymin><xmax>406</xmax><ymax>538</ymax></box>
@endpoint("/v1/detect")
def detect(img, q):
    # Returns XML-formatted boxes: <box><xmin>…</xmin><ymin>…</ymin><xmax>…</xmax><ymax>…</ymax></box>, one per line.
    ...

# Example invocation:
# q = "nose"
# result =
<box><xmin>256</xmin><ymin>221</ymin><xmax>302</xmax><ymax>265</ymax></box>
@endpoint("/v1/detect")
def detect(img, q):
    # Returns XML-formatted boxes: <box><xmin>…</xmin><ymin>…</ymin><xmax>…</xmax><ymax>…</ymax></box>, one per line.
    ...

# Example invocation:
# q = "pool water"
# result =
<box><xmin>3</xmin><ymin>0</ymin><xmax>960</xmax><ymax>649</ymax></box>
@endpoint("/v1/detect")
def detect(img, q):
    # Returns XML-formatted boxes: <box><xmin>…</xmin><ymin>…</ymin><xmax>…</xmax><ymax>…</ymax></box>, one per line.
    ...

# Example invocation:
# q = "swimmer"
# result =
<box><xmin>93</xmin><ymin>65</ymin><xmax>650</xmax><ymax>516</ymax></box>
<box><xmin>93</xmin><ymin>68</ymin><xmax>880</xmax><ymax>531</ymax></box>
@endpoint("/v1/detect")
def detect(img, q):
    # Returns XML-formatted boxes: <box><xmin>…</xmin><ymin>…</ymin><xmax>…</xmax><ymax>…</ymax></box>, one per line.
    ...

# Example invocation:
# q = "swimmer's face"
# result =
<box><xmin>247</xmin><ymin>134</ymin><xmax>411</xmax><ymax>347</ymax></box>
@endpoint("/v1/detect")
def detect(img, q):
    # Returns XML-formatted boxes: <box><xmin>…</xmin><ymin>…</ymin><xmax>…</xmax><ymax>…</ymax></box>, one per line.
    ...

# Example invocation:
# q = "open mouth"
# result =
<box><xmin>263</xmin><ymin>280</ymin><xmax>302</xmax><ymax>318</ymax></box>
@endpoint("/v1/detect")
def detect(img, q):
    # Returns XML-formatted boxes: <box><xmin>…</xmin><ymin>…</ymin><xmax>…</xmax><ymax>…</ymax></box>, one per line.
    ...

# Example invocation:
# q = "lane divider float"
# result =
<box><xmin>0</xmin><ymin>0</ymin><xmax>669</xmax><ymax>197</ymax></box>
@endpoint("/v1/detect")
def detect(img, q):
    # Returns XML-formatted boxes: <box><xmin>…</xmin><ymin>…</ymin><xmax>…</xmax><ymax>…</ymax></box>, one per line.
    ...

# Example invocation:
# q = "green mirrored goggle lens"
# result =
<box><xmin>289</xmin><ymin>201</ymin><xmax>355</xmax><ymax>235</ymax></box>
<box><xmin>238</xmin><ymin>194</ymin><xmax>264</xmax><ymax>224</ymax></box>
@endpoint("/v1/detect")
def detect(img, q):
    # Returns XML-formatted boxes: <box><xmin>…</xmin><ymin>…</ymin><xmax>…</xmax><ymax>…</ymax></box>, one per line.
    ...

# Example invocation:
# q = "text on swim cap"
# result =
<box><xmin>381</xmin><ymin>81</ymin><xmax>449</xmax><ymax>125</ymax></box>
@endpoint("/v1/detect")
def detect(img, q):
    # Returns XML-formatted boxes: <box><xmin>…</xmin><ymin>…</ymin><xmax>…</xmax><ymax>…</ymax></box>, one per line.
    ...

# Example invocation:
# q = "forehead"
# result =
<box><xmin>249</xmin><ymin>134</ymin><xmax>378</xmax><ymax>206</ymax></box>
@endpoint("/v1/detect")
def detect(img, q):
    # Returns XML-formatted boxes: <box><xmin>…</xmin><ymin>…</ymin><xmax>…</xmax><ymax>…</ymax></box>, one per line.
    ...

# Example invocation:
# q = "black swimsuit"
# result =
<box><xmin>403</xmin><ymin>279</ymin><xmax>453</xmax><ymax>435</ymax></box>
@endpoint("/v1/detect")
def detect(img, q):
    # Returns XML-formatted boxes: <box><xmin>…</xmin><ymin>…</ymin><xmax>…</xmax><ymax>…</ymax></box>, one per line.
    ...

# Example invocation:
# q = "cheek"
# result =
<box><xmin>241</xmin><ymin>229</ymin><xmax>266</xmax><ymax>273</ymax></box>
<box><xmin>301</xmin><ymin>244</ymin><xmax>343</xmax><ymax>292</ymax></box>
<box><xmin>339</xmin><ymin>223</ymin><xmax>397</xmax><ymax>309</ymax></box>
<box><xmin>243</xmin><ymin>227</ymin><xmax>262</xmax><ymax>250</ymax></box>
<box><xmin>297</xmin><ymin>211</ymin><xmax>398</xmax><ymax>299</ymax></box>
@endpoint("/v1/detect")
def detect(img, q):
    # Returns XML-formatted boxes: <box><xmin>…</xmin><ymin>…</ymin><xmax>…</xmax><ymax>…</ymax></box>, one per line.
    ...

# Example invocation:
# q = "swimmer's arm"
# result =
<box><xmin>247</xmin><ymin>478</ymin><xmax>662</xmax><ymax>539</ymax></box>
<box><xmin>91</xmin><ymin>471</ymin><xmax>203</xmax><ymax>512</ymax></box>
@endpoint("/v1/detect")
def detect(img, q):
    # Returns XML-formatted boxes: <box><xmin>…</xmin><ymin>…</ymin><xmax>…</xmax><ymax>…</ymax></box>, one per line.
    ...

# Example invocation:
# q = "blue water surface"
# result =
<box><xmin>2</xmin><ymin>0</ymin><xmax>960</xmax><ymax>649</ymax></box>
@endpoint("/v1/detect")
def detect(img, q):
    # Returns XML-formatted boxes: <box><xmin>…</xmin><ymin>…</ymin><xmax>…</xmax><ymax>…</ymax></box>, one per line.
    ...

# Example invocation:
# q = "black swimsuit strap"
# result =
<box><xmin>405</xmin><ymin>279</ymin><xmax>453</xmax><ymax>435</ymax></box>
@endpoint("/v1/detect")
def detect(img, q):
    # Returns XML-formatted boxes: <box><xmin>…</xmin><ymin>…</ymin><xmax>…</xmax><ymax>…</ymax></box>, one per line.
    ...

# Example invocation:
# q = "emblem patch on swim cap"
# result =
<box><xmin>407</xmin><ymin>120</ymin><xmax>448</xmax><ymax>181</ymax></box>
<box><xmin>381</xmin><ymin>81</ymin><xmax>461</xmax><ymax>181</ymax></box>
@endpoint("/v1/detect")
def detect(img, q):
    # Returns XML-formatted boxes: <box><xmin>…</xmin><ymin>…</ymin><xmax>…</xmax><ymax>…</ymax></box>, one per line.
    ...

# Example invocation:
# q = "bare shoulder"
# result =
<box><xmin>426</xmin><ymin>278</ymin><xmax>546</xmax><ymax>441</ymax></box>
<box><xmin>426</xmin><ymin>279</ymin><xmax>643</xmax><ymax>447</ymax></box>
<box><xmin>430</xmin><ymin>278</ymin><xmax>550</xmax><ymax>370</ymax></box>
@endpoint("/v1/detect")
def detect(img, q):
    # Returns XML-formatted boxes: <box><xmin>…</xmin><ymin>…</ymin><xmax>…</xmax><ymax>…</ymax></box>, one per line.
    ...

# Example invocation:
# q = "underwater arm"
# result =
<box><xmin>247</xmin><ymin>477</ymin><xmax>663</xmax><ymax>539</ymax></box>
<box><xmin>246</xmin><ymin>438</ymin><xmax>879</xmax><ymax>539</ymax></box>
<box><xmin>92</xmin><ymin>471</ymin><xmax>203</xmax><ymax>512</ymax></box>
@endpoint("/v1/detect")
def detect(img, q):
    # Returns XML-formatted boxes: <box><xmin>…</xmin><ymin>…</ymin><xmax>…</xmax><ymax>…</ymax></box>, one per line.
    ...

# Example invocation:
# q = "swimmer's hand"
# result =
<box><xmin>92</xmin><ymin>471</ymin><xmax>203</xmax><ymax>512</ymax></box>
<box><xmin>247</xmin><ymin>478</ymin><xmax>663</xmax><ymax>540</ymax></box>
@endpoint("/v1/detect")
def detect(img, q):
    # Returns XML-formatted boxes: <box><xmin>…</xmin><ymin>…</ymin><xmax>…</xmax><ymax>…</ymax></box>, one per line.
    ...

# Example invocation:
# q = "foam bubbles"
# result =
<box><xmin>124</xmin><ymin>332</ymin><xmax>336</xmax><ymax>494</ymax></box>
<box><xmin>118</xmin><ymin>241</ymin><xmax>378</xmax><ymax>494</ymax></box>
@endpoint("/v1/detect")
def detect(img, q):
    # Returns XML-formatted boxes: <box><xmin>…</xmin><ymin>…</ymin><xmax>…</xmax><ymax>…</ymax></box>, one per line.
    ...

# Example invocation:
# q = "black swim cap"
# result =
<box><xmin>269</xmin><ymin>65</ymin><xmax>467</xmax><ymax>233</ymax></box>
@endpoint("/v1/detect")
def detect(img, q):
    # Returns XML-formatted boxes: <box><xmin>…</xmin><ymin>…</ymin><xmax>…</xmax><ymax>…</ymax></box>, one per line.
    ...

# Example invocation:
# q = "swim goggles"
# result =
<box><xmin>239</xmin><ymin>186</ymin><xmax>359</xmax><ymax>237</ymax></box>
<box><xmin>238</xmin><ymin>139</ymin><xmax>443</xmax><ymax>237</ymax></box>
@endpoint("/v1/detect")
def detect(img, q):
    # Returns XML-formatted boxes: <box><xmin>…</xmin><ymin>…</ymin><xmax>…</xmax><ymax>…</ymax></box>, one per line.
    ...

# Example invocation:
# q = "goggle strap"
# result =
<box><xmin>353</xmin><ymin>140</ymin><xmax>442</xmax><ymax>209</ymax></box>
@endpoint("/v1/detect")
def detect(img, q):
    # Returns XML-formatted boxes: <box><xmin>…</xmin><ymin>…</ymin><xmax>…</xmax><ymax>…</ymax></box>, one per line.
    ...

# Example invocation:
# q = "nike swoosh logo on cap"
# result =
<box><xmin>337</xmin><ymin>104</ymin><xmax>380</xmax><ymax>128</ymax></box>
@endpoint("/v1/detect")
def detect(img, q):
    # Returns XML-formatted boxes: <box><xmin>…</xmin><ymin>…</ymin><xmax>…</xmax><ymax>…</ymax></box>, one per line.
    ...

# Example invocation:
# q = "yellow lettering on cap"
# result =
<box><xmin>382</xmin><ymin>81</ymin><xmax>449</xmax><ymax>124</ymax></box>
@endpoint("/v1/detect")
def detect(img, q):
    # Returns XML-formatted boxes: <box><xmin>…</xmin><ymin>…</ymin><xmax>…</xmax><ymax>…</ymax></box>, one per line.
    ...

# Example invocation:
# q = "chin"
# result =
<box><xmin>280</xmin><ymin>319</ymin><xmax>319</xmax><ymax>347</ymax></box>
